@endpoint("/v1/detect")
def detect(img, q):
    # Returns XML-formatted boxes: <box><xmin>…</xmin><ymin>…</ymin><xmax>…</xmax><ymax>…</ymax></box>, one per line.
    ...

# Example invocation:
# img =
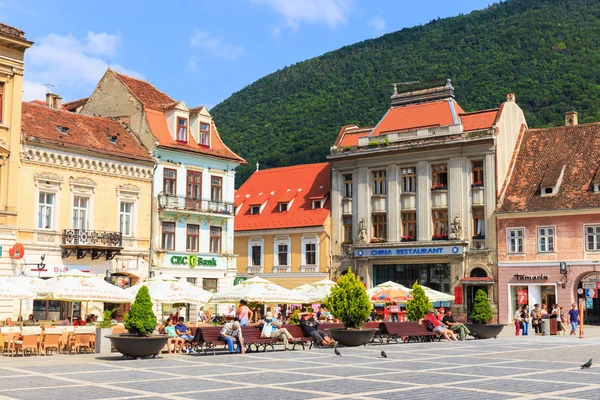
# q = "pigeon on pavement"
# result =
<box><xmin>334</xmin><ymin>345</ymin><xmax>341</xmax><ymax>357</ymax></box>
<box><xmin>581</xmin><ymin>359</ymin><xmax>593</xmax><ymax>369</ymax></box>
<box><xmin>381</xmin><ymin>351</ymin><xmax>387</xmax><ymax>358</ymax></box>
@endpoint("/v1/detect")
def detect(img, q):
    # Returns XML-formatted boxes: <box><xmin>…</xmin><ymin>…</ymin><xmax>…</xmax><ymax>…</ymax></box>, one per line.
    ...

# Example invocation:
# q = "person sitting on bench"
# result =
<box><xmin>299</xmin><ymin>312</ymin><xmax>336</xmax><ymax>347</ymax></box>
<box><xmin>419</xmin><ymin>309</ymin><xmax>458</xmax><ymax>342</ymax></box>
<box><xmin>441</xmin><ymin>309</ymin><xmax>470</xmax><ymax>340</ymax></box>
<box><xmin>219</xmin><ymin>321</ymin><xmax>245</xmax><ymax>354</ymax></box>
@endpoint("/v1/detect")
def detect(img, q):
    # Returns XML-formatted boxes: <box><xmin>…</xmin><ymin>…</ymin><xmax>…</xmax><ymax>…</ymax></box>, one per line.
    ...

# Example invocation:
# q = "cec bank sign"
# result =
<box><xmin>168</xmin><ymin>254</ymin><xmax>218</xmax><ymax>269</ymax></box>
<box><xmin>355</xmin><ymin>245</ymin><xmax>463</xmax><ymax>258</ymax></box>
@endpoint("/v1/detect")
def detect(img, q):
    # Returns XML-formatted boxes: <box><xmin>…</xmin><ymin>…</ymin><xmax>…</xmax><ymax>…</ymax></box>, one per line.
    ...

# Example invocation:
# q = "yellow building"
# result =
<box><xmin>234</xmin><ymin>163</ymin><xmax>331</xmax><ymax>289</ymax></box>
<box><xmin>15</xmin><ymin>100</ymin><xmax>154</xmax><ymax>321</ymax></box>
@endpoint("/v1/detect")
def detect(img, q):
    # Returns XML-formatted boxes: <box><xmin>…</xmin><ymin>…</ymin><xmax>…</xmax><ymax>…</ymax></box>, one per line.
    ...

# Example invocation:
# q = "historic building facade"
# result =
<box><xmin>16</xmin><ymin>100</ymin><xmax>154</xmax><ymax>321</ymax></box>
<box><xmin>234</xmin><ymin>163</ymin><xmax>330</xmax><ymax>289</ymax></box>
<box><xmin>328</xmin><ymin>80</ymin><xmax>527</xmax><ymax>319</ymax></box>
<box><xmin>82</xmin><ymin>70</ymin><xmax>245</xmax><ymax>318</ymax></box>
<box><xmin>497</xmin><ymin>112</ymin><xmax>600</xmax><ymax>325</ymax></box>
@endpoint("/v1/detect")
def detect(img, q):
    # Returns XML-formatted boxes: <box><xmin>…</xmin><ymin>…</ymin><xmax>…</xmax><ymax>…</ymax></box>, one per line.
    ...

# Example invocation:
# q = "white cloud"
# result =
<box><xmin>23</xmin><ymin>31</ymin><xmax>143</xmax><ymax>102</ymax></box>
<box><xmin>189</xmin><ymin>30</ymin><xmax>244</xmax><ymax>61</ymax></box>
<box><xmin>369</xmin><ymin>15</ymin><xmax>386</xmax><ymax>33</ymax></box>
<box><xmin>250</xmin><ymin>0</ymin><xmax>352</xmax><ymax>29</ymax></box>
<box><xmin>22</xmin><ymin>81</ymin><xmax>46</xmax><ymax>102</ymax></box>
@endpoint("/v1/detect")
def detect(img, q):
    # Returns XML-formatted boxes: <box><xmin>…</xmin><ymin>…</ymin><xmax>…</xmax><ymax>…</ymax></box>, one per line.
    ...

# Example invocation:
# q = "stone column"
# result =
<box><xmin>448</xmin><ymin>157</ymin><xmax>466</xmax><ymax>239</ymax></box>
<box><xmin>416</xmin><ymin>161</ymin><xmax>431</xmax><ymax>241</ymax></box>
<box><xmin>356</xmin><ymin>167</ymin><xmax>370</xmax><ymax>240</ymax></box>
<box><xmin>386</xmin><ymin>164</ymin><xmax>399</xmax><ymax>242</ymax></box>
<box><xmin>330</xmin><ymin>169</ymin><xmax>342</xmax><ymax>255</ymax></box>
<box><xmin>484</xmin><ymin>153</ymin><xmax>496</xmax><ymax>250</ymax></box>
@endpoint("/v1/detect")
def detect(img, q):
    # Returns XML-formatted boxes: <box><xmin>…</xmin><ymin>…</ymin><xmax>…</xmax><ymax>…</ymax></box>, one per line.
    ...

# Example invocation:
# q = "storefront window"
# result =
<box><xmin>373</xmin><ymin>264</ymin><xmax>451</xmax><ymax>293</ymax></box>
<box><xmin>509</xmin><ymin>284</ymin><xmax>556</xmax><ymax>322</ymax></box>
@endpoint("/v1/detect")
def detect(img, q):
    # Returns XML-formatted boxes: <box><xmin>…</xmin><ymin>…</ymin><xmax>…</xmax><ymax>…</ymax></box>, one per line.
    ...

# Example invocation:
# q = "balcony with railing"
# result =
<box><xmin>158</xmin><ymin>194</ymin><xmax>234</xmax><ymax>216</ymax></box>
<box><xmin>61</xmin><ymin>229</ymin><xmax>123</xmax><ymax>260</ymax></box>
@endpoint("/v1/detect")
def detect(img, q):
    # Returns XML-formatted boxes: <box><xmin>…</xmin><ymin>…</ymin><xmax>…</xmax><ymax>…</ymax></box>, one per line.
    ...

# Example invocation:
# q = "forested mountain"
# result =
<box><xmin>211</xmin><ymin>0</ymin><xmax>600</xmax><ymax>186</ymax></box>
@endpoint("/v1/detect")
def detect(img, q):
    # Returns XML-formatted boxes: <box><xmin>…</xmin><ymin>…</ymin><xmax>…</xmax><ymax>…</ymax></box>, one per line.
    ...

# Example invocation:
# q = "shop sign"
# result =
<box><xmin>582</xmin><ymin>282</ymin><xmax>597</xmax><ymax>290</ymax></box>
<box><xmin>581</xmin><ymin>272</ymin><xmax>600</xmax><ymax>283</ymax></box>
<box><xmin>517</xmin><ymin>289</ymin><xmax>528</xmax><ymax>305</ymax></box>
<box><xmin>111</xmin><ymin>276</ymin><xmax>131</xmax><ymax>289</ymax></box>
<box><xmin>586</xmin><ymin>289</ymin><xmax>598</xmax><ymax>299</ymax></box>
<box><xmin>169</xmin><ymin>255</ymin><xmax>218</xmax><ymax>268</ymax></box>
<box><xmin>513</xmin><ymin>274</ymin><xmax>548</xmax><ymax>281</ymax></box>
<box><xmin>586</xmin><ymin>298</ymin><xmax>594</xmax><ymax>309</ymax></box>
<box><xmin>577</xmin><ymin>288</ymin><xmax>584</xmax><ymax>295</ymax></box>
<box><xmin>454</xmin><ymin>286</ymin><xmax>463</xmax><ymax>304</ymax></box>
<box><xmin>354</xmin><ymin>245</ymin><xmax>462</xmax><ymax>257</ymax></box>
<box><xmin>9</xmin><ymin>243</ymin><xmax>24</xmax><ymax>260</ymax></box>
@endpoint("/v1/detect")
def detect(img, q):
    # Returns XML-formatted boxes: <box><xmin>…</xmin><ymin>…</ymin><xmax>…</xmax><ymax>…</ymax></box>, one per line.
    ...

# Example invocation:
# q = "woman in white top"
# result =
<box><xmin>513</xmin><ymin>308</ymin><xmax>522</xmax><ymax>336</ymax></box>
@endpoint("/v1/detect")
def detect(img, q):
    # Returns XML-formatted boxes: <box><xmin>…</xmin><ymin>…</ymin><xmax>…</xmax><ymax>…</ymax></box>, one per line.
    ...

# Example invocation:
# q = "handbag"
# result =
<box><xmin>260</xmin><ymin>322</ymin><xmax>274</xmax><ymax>338</ymax></box>
<box><xmin>532</xmin><ymin>318</ymin><xmax>539</xmax><ymax>326</ymax></box>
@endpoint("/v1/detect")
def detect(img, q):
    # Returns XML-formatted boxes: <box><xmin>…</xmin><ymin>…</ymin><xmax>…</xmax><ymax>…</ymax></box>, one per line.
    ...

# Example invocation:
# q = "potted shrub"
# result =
<box><xmin>326</xmin><ymin>269</ymin><xmax>375</xmax><ymax>346</ymax></box>
<box><xmin>108</xmin><ymin>286</ymin><xmax>168</xmax><ymax>358</ymax></box>
<box><xmin>406</xmin><ymin>281</ymin><xmax>432</xmax><ymax>322</ymax></box>
<box><xmin>95</xmin><ymin>308</ymin><xmax>115</xmax><ymax>355</ymax></box>
<box><xmin>464</xmin><ymin>289</ymin><xmax>504</xmax><ymax>339</ymax></box>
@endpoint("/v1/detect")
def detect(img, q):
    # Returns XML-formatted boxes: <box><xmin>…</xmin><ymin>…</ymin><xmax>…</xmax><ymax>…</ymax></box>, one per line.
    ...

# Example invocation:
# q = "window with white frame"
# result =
<box><xmin>209</xmin><ymin>226</ymin><xmax>222</xmax><ymax>253</ymax></box>
<box><xmin>251</xmin><ymin>245</ymin><xmax>262</xmax><ymax>266</ymax></box>
<box><xmin>278</xmin><ymin>202</ymin><xmax>288</xmax><ymax>212</ymax></box>
<box><xmin>119</xmin><ymin>201</ymin><xmax>133</xmax><ymax>236</ymax></box>
<box><xmin>72</xmin><ymin>196</ymin><xmax>89</xmax><ymax>230</ymax></box>
<box><xmin>507</xmin><ymin>228</ymin><xmax>524</xmax><ymax>254</ymax></box>
<box><xmin>250</xmin><ymin>205</ymin><xmax>261</xmax><ymax>215</ymax></box>
<box><xmin>305</xmin><ymin>243</ymin><xmax>316</xmax><ymax>265</ymax></box>
<box><xmin>277</xmin><ymin>244</ymin><xmax>288</xmax><ymax>266</ymax></box>
<box><xmin>343</xmin><ymin>174</ymin><xmax>353</xmax><ymax>198</ymax></box>
<box><xmin>586</xmin><ymin>225</ymin><xmax>600</xmax><ymax>251</ymax></box>
<box><xmin>162</xmin><ymin>222</ymin><xmax>175</xmax><ymax>250</ymax></box>
<box><xmin>312</xmin><ymin>200</ymin><xmax>323</xmax><ymax>209</ymax></box>
<box><xmin>537</xmin><ymin>227</ymin><xmax>555</xmax><ymax>253</ymax></box>
<box><xmin>177</xmin><ymin>117</ymin><xmax>188</xmax><ymax>142</ymax></box>
<box><xmin>200</xmin><ymin>123</ymin><xmax>210</xmax><ymax>146</ymax></box>
<box><xmin>38</xmin><ymin>192</ymin><xmax>55</xmax><ymax>230</ymax></box>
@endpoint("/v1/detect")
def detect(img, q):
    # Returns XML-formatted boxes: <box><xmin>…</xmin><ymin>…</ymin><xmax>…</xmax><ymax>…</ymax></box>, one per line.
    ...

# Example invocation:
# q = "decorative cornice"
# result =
<box><xmin>34</xmin><ymin>172</ymin><xmax>63</xmax><ymax>182</ymax></box>
<box><xmin>22</xmin><ymin>146</ymin><xmax>153</xmax><ymax>182</ymax></box>
<box><xmin>118</xmin><ymin>184</ymin><xmax>140</xmax><ymax>193</ymax></box>
<box><xmin>70</xmin><ymin>176</ymin><xmax>97</xmax><ymax>187</ymax></box>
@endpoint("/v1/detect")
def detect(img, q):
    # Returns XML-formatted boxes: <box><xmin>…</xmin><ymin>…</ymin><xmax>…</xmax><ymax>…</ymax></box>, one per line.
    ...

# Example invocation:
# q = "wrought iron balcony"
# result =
<box><xmin>158</xmin><ymin>194</ymin><xmax>234</xmax><ymax>216</ymax></box>
<box><xmin>61</xmin><ymin>229</ymin><xmax>123</xmax><ymax>260</ymax></box>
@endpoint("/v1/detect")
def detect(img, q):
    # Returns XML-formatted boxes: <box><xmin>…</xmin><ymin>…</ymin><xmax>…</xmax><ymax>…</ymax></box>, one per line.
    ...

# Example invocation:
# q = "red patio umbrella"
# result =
<box><xmin>370</xmin><ymin>288</ymin><xmax>410</xmax><ymax>303</ymax></box>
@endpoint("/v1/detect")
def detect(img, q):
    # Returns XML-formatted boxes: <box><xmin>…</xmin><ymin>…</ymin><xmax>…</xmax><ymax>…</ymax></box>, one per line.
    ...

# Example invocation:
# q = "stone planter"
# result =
<box><xmin>464</xmin><ymin>324</ymin><xmax>504</xmax><ymax>339</ymax></box>
<box><xmin>95</xmin><ymin>327</ymin><xmax>113</xmax><ymax>354</ymax></box>
<box><xmin>329</xmin><ymin>329</ymin><xmax>377</xmax><ymax>347</ymax></box>
<box><xmin>107</xmin><ymin>334</ymin><xmax>168</xmax><ymax>358</ymax></box>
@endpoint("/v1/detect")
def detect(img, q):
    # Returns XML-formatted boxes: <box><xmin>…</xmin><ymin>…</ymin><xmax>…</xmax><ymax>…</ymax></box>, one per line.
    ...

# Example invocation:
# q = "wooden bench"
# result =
<box><xmin>364</xmin><ymin>321</ymin><xmax>384</xmax><ymax>344</ymax></box>
<box><xmin>242</xmin><ymin>326</ymin><xmax>276</xmax><ymax>352</ymax></box>
<box><xmin>382</xmin><ymin>322</ymin><xmax>439</xmax><ymax>343</ymax></box>
<box><xmin>195</xmin><ymin>326</ymin><xmax>226</xmax><ymax>355</ymax></box>
<box><xmin>281</xmin><ymin>324</ymin><xmax>312</xmax><ymax>350</ymax></box>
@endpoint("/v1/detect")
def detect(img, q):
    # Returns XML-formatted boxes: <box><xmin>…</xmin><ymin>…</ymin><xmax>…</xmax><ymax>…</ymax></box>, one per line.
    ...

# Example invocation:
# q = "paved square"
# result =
<box><xmin>2</xmin><ymin>334</ymin><xmax>600</xmax><ymax>399</ymax></box>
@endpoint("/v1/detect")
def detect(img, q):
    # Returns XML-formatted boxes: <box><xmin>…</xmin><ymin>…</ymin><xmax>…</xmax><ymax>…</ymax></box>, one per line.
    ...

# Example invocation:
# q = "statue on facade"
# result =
<box><xmin>356</xmin><ymin>219</ymin><xmax>368</xmax><ymax>244</ymax></box>
<box><xmin>450</xmin><ymin>213</ymin><xmax>462</xmax><ymax>240</ymax></box>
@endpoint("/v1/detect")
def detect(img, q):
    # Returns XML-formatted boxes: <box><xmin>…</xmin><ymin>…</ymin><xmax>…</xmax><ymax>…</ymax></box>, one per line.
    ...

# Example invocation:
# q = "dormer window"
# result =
<box><xmin>109</xmin><ymin>135</ymin><xmax>117</xmax><ymax>144</ymax></box>
<box><xmin>593</xmin><ymin>183</ymin><xmax>600</xmax><ymax>193</ymax></box>
<box><xmin>200</xmin><ymin>123</ymin><xmax>210</xmax><ymax>146</ymax></box>
<box><xmin>250</xmin><ymin>205</ymin><xmax>261</xmax><ymax>215</ymax></box>
<box><xmin>312</xmin><ymin>200</ymin><xmax>323</xmax><ymax>209</ymax></box>
<box><xmin>540</xmin><ymin>165</ymin><xmax>565</xmax><ymax>197</ymax></box>
<box><xmin>278</xmin><ymin>202</ymin><xmax>288</xmax><ymax>212</ymax></box>
<box><xmin>177</xmin><ymin>117</ymin><xmax>188</xmax><ymax>142</ymax></box>
<box><xmin>56</xmin><ymin>126</ymin><xmax>69</xmax><ymax>135</ymax></box>
<box><xmin>541</xmin><ymin>186</ymin><xmax>554</xmax><ymax>196</ymax></box>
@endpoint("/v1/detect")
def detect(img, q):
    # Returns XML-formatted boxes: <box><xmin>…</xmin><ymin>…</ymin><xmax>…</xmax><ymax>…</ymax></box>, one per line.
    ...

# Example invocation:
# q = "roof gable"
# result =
<box><xmin>498</xmin><ymin>123</ymin><xmax>600</xmax><ymax>213</ymax></box>
<box><xmin>112</xmin><ymin>70</ymin><xmax>174</xmax><ymax>111</ymax></box>
<box><xmin>235</xmin><ymin>163</ymin><xmax>330</xmax><ymax>231</ymax></box>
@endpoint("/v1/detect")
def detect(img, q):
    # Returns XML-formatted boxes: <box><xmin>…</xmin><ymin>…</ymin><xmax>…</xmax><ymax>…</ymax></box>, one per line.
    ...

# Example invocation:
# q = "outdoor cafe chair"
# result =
<box><xmin>42</xmin><ymin>328</ymin><xmax>62</xmax><ymax>355</ymax></box>
<box><xmin>13</xmin><ymin>328</ymin><xmax>42</xmax><ymax>357</ymax></box>
<box><xmin>0</xmin><ymin>326</ymin><xmax>21</xmax><ymax>356</ymax></box>
<box><xmin>71</xmin><ymin>334</ymin><xmax>92</xmax><ymax>354</ymax></box>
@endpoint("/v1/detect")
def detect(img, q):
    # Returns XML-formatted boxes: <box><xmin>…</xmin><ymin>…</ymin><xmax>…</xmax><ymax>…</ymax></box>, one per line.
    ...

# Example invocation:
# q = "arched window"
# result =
<box><xmin>470</xmin><ymin>268</ymin><xmax>488</xmax><ymax>278</ymax></box>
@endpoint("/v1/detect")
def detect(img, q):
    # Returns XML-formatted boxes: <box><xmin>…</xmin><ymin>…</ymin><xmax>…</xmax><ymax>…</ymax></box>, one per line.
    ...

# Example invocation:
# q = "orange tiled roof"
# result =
<box><xmin>29</xmin><ymin>100</ymin><xmax>46</xmax><ymax>106</ymax></box>
<box><xmin>235</xmin><ymin>163</ymin><xmax>330</xmax><ymax>231</ymax></box>
<box><xmin>335</xmin><ymin>125</ymin><xmax>373</xmax><ymax>147</ymax></box>
<box><xmin>370</xmin><ymin>99</ymin><xmax>463</xmax><ymax>136</ymax></box>
<box><xmin>62</xmin><ymin>97</ymin><xmax>89</xmax><ymax>112</ymax></box>
<box><xmin>460</xmin><ymin>109</ymin><xmax>498</xmax><ymax>131</ymax></box>
<box><xmin>113</xmin><ymin>71</ymin><xmax>174</xmax><ymax>111</ymax></box>
<box><xmin>21</xmin><ymin>102</ymin><xmax>153</xmax><ymax>163</ymax></box>
<box><xmin>498</xmin><ymin>122</ymin><xmax>600</xmax><ymax>213</ymax></box>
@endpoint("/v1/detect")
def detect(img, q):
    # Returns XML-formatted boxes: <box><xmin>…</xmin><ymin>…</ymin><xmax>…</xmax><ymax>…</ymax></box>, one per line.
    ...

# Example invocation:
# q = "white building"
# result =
<box><xmin>82</xmin><ymin>70</ymin><xmax>246</xmax><ymax>319</ymax></box>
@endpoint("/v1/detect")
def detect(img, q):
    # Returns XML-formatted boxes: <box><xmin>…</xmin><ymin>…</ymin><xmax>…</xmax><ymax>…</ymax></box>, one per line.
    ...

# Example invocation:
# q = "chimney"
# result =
<box><xmin>565</xmin><ymin>111</ymin><xmax>578</xmax><ymax>126</ymax></box>
<box><xmin>45</xmin><ymin>92</ymin><xmax>54</xmax><ymax>108</ymax></box>
<box><xmin>53</xmin><ymin>95</ymin><xmax>62</xmax><ymax>110</ymax></box>
<box><xmin>506</xmin><ymin>93</ymin><xmax>515</xmax><ymax>102</ymax></box>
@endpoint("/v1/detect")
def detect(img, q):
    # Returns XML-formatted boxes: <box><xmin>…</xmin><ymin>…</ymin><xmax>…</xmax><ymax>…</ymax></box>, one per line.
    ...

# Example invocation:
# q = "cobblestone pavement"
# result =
<box><xmin>2</xmin><ymin>333</ymin><xmax>600</xmax><ymax>400</ymax></box>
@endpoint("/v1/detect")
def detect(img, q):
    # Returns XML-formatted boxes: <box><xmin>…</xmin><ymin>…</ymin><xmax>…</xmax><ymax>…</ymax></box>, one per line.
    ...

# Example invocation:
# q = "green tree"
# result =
<box><xmin>470</xmin><ymin>289</ymin><xmax>494</xmax><ymax>324</ymax></box>
<box><xmin>327</xmin><ymin>270</ymin><xmax>371</xmax><ymax>329</ymax></box>
<box><xmin>124</xmin><ymin>286</ymin><xmax>156</xmax><ymax>336</ymax></box>
<box><xmin>406</xmin><ymin>281</ymin><xmax>432</xmax><ymax>321</ymax></box>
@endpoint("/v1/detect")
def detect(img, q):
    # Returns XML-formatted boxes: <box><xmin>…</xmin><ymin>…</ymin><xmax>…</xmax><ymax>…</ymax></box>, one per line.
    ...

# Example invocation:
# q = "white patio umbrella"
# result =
<box><xmin>9</xmin><ymin>275</ymin><xmax>45</xmax><ymax>318</ymax></box>
<box><xmin>366</xmin><ymin>281</ymin><xmax>411</xmax><ymax>297</ymax></box>
<box><xmin>292</xmin><ymin>283</ymin><xmax>313</xmax><ymax>292</ymax></box>
<box><xmin>298</xmin><ymin>279</ymin><xmax>337</xmax><ymax>303</ymax></box>
<box><xmin>35</xmin><ymin>270</ymin><xmax>133</xmax><ymax>303</ymax></box>
<box><xmin>125</xmin><ymin>274</ymin><xmax>212</xmax><ymax>304</ymax></box>
<box><xmin>0</xmin><ymin>277</ymin><xmax>36</xmax><ymax>300</ymax></box>
<box><xmin>210</xmin><ymin>276</ymin><xmax>307</xmax><ymax>304</ymax></box>
<box><xmin>418</xmin><ymin>285</ymin><xmax>455</xmax><ymax>303</ymax></box>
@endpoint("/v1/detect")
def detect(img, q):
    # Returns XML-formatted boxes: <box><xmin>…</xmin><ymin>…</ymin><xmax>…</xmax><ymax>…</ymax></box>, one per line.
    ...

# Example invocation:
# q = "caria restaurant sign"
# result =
<box><xmin>168</xmin><ymin>254</ymin><xmax>218</xmax><ymax>268</ymax></box>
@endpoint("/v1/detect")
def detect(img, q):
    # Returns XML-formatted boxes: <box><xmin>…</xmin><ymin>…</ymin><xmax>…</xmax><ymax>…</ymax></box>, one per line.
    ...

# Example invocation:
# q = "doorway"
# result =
<box><xmin>466</xmin><ymin>285</ymin><xmax>488</xmax><ymax>320</ymax></box>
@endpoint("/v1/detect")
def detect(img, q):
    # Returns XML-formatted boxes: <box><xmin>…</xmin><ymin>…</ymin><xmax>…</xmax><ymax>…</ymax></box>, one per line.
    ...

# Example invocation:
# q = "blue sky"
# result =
<box><xmin>3</xmin><ymin>0</ymin><xmax>494</xmax><ymax>108</ymax></box>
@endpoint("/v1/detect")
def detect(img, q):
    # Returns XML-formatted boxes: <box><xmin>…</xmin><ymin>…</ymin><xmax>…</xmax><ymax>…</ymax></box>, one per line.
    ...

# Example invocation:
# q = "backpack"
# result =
<box><xmin>425</xmin><ymin>319</ymin><xmax>435</xmax><ymax>332</ymax></box>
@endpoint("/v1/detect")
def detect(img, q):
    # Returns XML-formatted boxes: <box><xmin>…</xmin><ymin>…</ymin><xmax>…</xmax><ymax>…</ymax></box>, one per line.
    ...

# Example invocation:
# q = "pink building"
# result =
<box><xmin>497</xmin><ymin>112</ymin><xmax>600</xmax><ymax>325</ymax></box>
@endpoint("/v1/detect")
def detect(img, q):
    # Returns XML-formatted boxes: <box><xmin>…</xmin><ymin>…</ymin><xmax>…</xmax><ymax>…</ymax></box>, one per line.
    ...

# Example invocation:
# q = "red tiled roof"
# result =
<box><xmin>335</xmin><ymin>125</ymin><xmax>373</xmax><ymax>147</ymax></box>
<box><xmin>29</xmin><ymin>100</ymin><xmax>46</xmax><ymax>106</ymax></box>
<box><xmin>113</xmin><ymin>71</ymin><xmax>174</xmax><ymax>111</ymax></box>
<box><xmin>460</xmin><ymin>109</ymin><xmax>498</xmax><ymax>131</ymax></box>
<box><xmin>21</xmin><ymin>103</ymin><xmax>153</xmax><ymax>163</ymax></box>
<box><xmin>498</xmin><ymin>123</ymin><xmax>600</xmax><ymax>213</ymax></box>
<box><xmin>235</xmin><ymin>163</ymin><xmax>330</xmax><ymax>231</ymax></box>
<box><xmin>370</xmin><ymin>100</ymin><xmax>463</xmax><ymax>136</ymax></box>
<box><xmin>62</xmin><ymin>97</ymin><xmax>89</xmax><ymax>112</ymax></box>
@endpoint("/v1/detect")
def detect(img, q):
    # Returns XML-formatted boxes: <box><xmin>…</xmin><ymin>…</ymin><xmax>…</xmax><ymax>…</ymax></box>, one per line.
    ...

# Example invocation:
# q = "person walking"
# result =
<box><xmin>513</xmin><ymin>307</ymin><xmax>522</xmax><ymax>335</ymax></box>
<box><xmin>558</xmin><ymin>305</ymin><xmax>566</xmax><ymax>335</ymax></box>
<box><xmin>530</xmin><ymin>303</ymin><xmax>543</xmax><ymax>336</ymax></box>
<box><xmin>568</xmin><ymin>303</ymin><xmax>579</xmax><ymax>336</ymax></box>
<box><xmin>520</xmin><ymin>305</ymin><xmax>529</xmax><ymax>336</ymax></box>
<box><xmin>237</xmin><ymin>300</ymin><xmax>253</xmax><ymax>326</ymax></box>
